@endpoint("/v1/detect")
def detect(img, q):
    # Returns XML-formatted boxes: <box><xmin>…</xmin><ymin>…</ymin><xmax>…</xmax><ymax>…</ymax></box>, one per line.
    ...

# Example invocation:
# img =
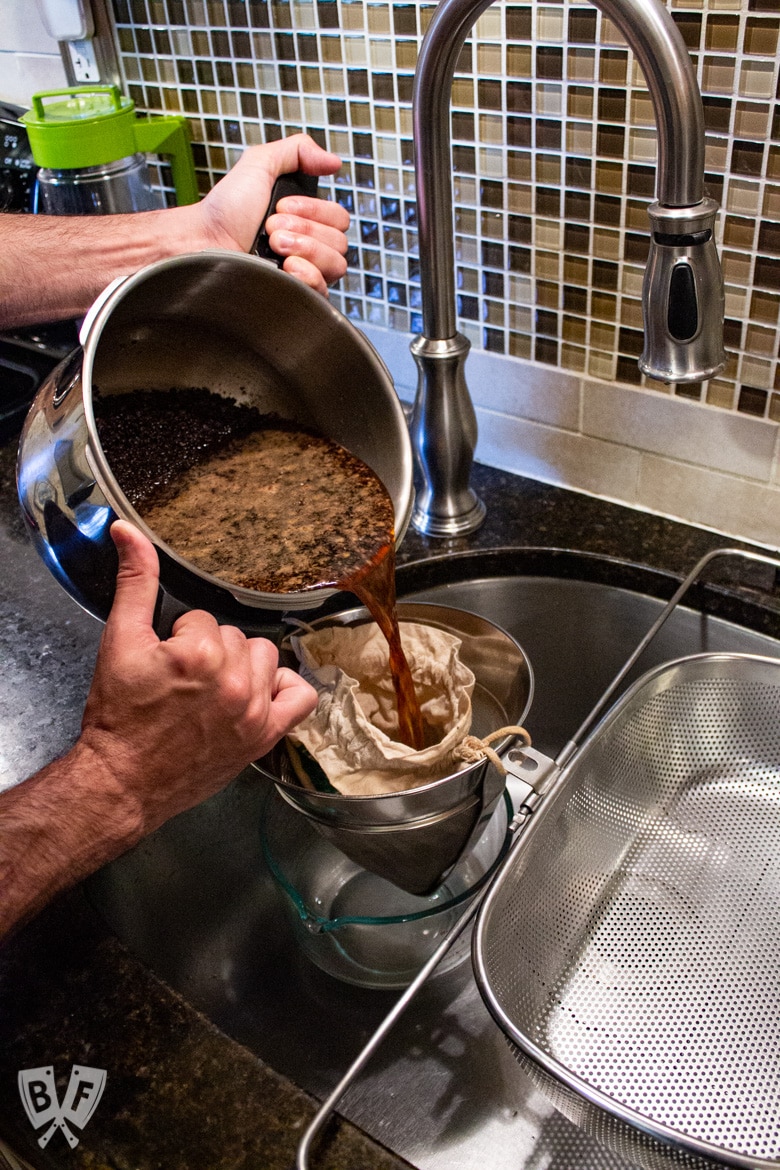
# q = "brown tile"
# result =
<box><xmin>724</xmin><ymin>215</ymin><xmax>757</xmax><ymax>248</ymax></box>
<box><xmin>750</xmin><ymin>289</ymin><xmax>780</xmax><ymax>324</ymax></box>
<box><xmin>506</xmin><ymin>44</ymin><xmax>532</xmax><ymax>75</ymax></box>
<box><xmin>745</xmin><ymin>323</ymin><xmax>777</xmax><ymax>355</ymax></box>
<box><xmin>744</xmin><ymin>17</ymin><xmax>779</xmax><ymax>55</ymax></box>
<box><xmin>758</xmin><ymin>220</ymin><xmax>780</xmax><ymax>254</ymax></box>
<box><xmin>626</xmin><ymin>164</ymin><xmax>654</xmax><ymax>197</ymax></box>
<box><xmin>594</xmin><ymin>194</ymin><xmax>621</xmax><ymax>226</ymax></box>
<box><xmin>536</xmin><ymin>119</ymin><xmax>562</xmax><ymax>150</ymax></box>
<box><xmin>567</xmin><ymin>86</ymin><xmax>593</xmax><ymax>119</ymax></box>
<box><xmin>536</xmin><ymin>47</ymin><xmax>563</xmax><ymax>79</ymax></box>
<box><xmin>705</xmin><ymin>14</ymin><xmax>740</xmax><ymax>52</ymax></box>
<box><xmin>738</xmin><ymin>385</ymin><xmax>768</xmax><ymax>416</ymax></box>
<box><xmin>703</xmin><ymin>56</ymin><xmax>736</xmax><ymax>92</ymax></box>
<box><xmin>734</xmin><ymin>101</ymin><xmax>770</xmax><ymax>137</ymax></box>
<box><xmin>536</xmin><ymin>154</ymin><xmax>561</xmax><ymax>184</ymax></box>
<box><xmin>597</xmin><ymin>124</ymin><xmax>625</xmax><ymax>157</ymax></box>
<box><xmin>731</xmin><ymin>140</ymin><xmax>765</xmax><ymax>175</ymax></box>
<box><xmin>536</xmin><ymin>281</ymin><xmax>559</xmax><ymax>308</ymax></box>
<box><xmin>568</xmin><ymin>8</ymin><xmax>597</xmax><ymax>42</ymax></box>
<box><xmin>565</xmin><ymin>223</ymin><xmax>591</xmax><ymax>253</ymax></box>
<box><xmin>671</xmin><ymin>11</ymin><xmax>702</xmax><ymax>50</ymax></box>
<box><xmin>702</xmin><ymin>96</ymin><xmax>732</xmax><ymax>133</ymax></box>
<box><xmin>568</xmin><ymin>47</ymin><xmax>595</xmax><ymax>81</ymax></box>
<box><xmin>592</xmin><ymin>290</ymin><xmax>617</xmax><ymax>320</ymax></box>
<box><xmin>506</xmin><ymin>5</ymin><xmax>533</xmax><ymax>40</ymax></box>
<box><xmin>599</xmin><ymin>49</ymin><xmax>628</xmax><ymax>85</ymax></box>
<box><xmin>598</xmin><ymin>88</ymin><xmax>626</xmax><ymax>121</ymax></box>
<box><xmin>563</xmin><ymin>313</ymin><xmax>587</xmax><ymax>343</ymax></box>
<box><xmin>564</xmin><ymin>254</ymin><xmax>590</xmax><ymax>284</ymax></box>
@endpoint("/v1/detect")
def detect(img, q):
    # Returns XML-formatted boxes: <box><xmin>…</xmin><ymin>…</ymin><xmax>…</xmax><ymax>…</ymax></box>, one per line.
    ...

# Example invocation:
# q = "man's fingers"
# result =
<box><xmin>266</xmin><ymin>213</ymin><xmax>349</xmax><ymax>256</ymax></box>
<box><xmin>288</xmin><ymin>133</ymin><xmax>343</xmax><ymax>178</ymax></box>
<box><xmin>106</xmin><ymin>521</ymin><xmax>161</xmax><ymax>639</ymax></box>
<box><xmin>268</xmin><ymin>667</ymin><xmax>318</xmax><ymax>733</ymax></box>
<box><xmin>273</xmin><ymin>236</ymin><xmax>348</xmax><ymax>288</ymax></box>
<box><xmin>279</xmin><ymin>256</ymin><xmax>328</xmax><ymax>297</ymax></box>
<box><xmin>270</xmin><ymin>196</ymin><xmax>350</xmax><ymax>233</ymax></box>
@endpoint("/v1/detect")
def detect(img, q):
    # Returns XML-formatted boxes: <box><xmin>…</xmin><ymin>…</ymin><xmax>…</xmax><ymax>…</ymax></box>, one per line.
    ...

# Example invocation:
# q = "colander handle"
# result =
<box><xmin>557</xmin><ymin>545</ymin><xmax>780</xmax><ymax>768</ymax></box>
<box><xmin>291</xmin><ymin>786</ymin><xmax>540</xmax><ymax>1170</ymax></box>
<box><xmin>292</xmin><ymin>882</ymin><xmax>484</xmax><ymax>1170</ymax></box>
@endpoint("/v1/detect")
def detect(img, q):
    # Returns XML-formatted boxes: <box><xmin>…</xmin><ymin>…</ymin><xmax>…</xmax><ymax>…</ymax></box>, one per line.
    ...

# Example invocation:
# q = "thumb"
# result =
<box><xmin>259</xmin><ymin>133</ymin><xmax>342</xmax><ymax>180</ymax></box>
<box><xmin>106</xmin><ymin>520</ymin><xmax>161</xmax><ymax>637</ymax></box>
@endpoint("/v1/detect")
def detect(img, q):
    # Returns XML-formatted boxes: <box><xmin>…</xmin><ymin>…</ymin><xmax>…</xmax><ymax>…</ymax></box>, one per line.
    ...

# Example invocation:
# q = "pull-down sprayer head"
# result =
<box><xmin>410</xmin><ymin>0</ymin><xmax>725</xmax><ymax>537</ymax></box>
<box><xmin>641</xmin><ymin>198</ymin><xmax>724</xmax><ymax>383</ymax></box>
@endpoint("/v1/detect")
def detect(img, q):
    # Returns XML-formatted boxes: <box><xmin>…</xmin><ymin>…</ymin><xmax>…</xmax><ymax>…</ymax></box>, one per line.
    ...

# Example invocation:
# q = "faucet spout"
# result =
<box><xmin>410</xmin><ymin>0</ymin><xmax>725</xmax><ymax>537</ymax></box>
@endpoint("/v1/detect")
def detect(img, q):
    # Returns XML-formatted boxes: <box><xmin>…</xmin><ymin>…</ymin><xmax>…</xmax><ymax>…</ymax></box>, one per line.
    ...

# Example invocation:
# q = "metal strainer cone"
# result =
<box><xmin>253</xmin><ymin>602</ymin><xmax>533</xmax><ymax>895</ymax></box>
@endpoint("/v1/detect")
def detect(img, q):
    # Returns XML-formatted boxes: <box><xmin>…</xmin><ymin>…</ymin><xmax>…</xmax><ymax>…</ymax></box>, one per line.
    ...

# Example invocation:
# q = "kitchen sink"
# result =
<box><xmin>85</xmin><ymin>548</ymin><xmax>780</xmax><ymax>1170</ymax></box>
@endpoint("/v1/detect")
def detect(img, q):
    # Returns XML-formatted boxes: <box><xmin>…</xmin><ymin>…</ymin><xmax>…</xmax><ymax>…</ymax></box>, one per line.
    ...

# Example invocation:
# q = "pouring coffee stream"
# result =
<box><xmin>337</xmin><ymin>540</ymin><xmax>426</xmax><ymax>752</ymax></box>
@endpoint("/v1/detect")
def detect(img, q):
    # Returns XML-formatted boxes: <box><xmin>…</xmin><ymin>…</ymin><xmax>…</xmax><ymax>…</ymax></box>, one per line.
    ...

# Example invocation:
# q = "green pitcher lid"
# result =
<box><xmin>22</xmin><ymin>85</ymin><xmax>146</xmax><ymax>169</ymax></box>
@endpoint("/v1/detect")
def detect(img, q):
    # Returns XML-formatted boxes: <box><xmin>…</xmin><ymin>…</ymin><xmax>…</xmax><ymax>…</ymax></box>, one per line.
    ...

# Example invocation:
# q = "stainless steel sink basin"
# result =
<box><xmin>86</xmin><ymin>549</ymin><xmax>780</xmax><ymax>1170</ymax></box>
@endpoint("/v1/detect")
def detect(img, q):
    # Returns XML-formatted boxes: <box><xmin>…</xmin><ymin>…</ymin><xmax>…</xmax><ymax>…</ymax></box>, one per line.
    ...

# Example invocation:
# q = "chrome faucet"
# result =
<box><xmin>409</xmin><ymin>0</ymin><xmax>725</xmax><ymax>536</ymax></box>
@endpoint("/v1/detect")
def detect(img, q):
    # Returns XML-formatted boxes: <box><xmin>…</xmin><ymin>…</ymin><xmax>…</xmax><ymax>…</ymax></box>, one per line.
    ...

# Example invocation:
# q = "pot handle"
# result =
<box><xmin>251</xmin><ymin>170</ymin><xmax>319</xmax><ymax>265</ymax></box>
<box><xmin>153</xmin><ymin>585</ymin><xmax>192</xmax><ymax>640</ymax></box>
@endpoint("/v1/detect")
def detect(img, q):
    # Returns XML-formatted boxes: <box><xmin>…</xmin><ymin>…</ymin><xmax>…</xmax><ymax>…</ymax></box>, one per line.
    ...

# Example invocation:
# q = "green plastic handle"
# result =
<box><xmin>30</xmin><ymin>85</ymin><xmax>124</xmax><ymax>120</ymax></box>
<box><xmin>133</xmin><ymin>117</ymin><xmax>198</xmax><ymax>206</ymax></box>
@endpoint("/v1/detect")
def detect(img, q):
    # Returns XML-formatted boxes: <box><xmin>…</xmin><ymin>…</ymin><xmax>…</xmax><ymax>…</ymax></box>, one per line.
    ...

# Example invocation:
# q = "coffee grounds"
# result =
<box><xmin>93</xmin><ymin>386</ymin><xmax>274</xmax><ymax>510</ymax></box>
<box><xmin>93</xmin><ymin>387</ymin><xmax>395</xmax><ymax>595</ymax></box>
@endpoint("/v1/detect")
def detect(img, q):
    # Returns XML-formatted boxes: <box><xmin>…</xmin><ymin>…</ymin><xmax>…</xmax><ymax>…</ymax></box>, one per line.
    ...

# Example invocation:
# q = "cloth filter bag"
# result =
<box><xmin>287</xmin><ymin>620</ymin><xmax>476</xmax><ymax>795</ymax></box>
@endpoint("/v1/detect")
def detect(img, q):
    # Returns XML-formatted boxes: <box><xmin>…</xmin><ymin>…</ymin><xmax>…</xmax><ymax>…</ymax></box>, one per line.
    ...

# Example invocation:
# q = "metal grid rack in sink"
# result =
<box><xmin>295</xmin><ymin>547</ymin><xmax>780</xmax><ymax>1170</ymax></box>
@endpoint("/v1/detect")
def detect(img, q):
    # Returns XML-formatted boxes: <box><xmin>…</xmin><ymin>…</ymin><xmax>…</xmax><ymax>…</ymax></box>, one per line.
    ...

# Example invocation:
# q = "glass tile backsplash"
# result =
<box><xmin>112</xmin><ymin>0</ymin><xmax>780</xmax><ymax>419</ymax></box>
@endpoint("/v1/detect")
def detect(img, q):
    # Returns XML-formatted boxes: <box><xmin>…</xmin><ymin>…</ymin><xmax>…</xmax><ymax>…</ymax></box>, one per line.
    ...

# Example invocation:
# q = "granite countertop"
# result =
<box><xmin>0</xmin><ymin>433</ymin><xmax>778</xmax><ymax>1170</ymax></box>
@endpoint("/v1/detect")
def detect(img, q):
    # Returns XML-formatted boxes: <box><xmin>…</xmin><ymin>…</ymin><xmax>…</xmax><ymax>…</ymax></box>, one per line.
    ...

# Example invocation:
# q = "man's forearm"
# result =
<box><xmin>0</xmin><ymin>207</ymin><xmax>201</xmax><ymax>330</ymax></box>
<box><xmin>0</xmin><ymin>741</ymin><xmax>144</xmax><ymax>941</ymax></box>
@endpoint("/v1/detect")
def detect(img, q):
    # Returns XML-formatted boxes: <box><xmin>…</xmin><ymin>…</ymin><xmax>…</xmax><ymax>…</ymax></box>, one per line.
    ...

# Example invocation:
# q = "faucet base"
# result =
<box><xmin>411</xmin><ymin>491</ymin><xmax>486</xmax><ymax>538</ymax></box>
<box><xmin>409</xmin><ymin>332</ymin><xmax>486</xmax><ymax>538</ymax></box>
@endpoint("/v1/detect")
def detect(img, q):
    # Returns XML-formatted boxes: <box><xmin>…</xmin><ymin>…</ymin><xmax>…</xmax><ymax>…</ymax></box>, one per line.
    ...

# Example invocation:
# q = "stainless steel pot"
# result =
<box><xmin>16</xmin><ymin>251</ymin><xmax>414</xmax><ymax>633</ymax></box>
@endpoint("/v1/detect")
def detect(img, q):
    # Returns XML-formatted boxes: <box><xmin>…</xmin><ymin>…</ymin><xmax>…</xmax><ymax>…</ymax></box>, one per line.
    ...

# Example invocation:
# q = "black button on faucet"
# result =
<box><xmin>668</xmin><ymin>262</ymin><xmax>699</xmax><ymax>342</ymax></box>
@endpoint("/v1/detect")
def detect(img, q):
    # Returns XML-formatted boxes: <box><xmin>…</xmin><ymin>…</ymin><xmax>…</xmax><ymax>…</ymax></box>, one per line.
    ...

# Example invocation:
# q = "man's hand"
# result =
<box><xmin>0</xmin><ymin>521</ymin><xmax>316</xmax><ymax>939</ymax></box>
<box><xmin>194</xmin><ymin>134</ymin><xmax>349</xmax><ymax>296</ymax></box>
<box><xmin>0</xmin><ymin>134</ymin><xmax>350</xmax><ymax>329</ymax></box>
<box><xmin>80</xmin><ymin>520</ymin><xmax>317</xmax><ymax>835</ymax></box>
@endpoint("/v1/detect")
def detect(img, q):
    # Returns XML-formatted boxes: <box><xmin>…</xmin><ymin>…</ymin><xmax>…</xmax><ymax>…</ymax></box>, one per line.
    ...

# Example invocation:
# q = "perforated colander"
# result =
<box><xmin>294</xmin><ymin>548</ymin><xmax>780</xmax><ymax>1170</ymax></box>
<box><xmin>474</xmin><ymin>650</ymin><xmax>780</xmax><ymax>1170</ymax></box>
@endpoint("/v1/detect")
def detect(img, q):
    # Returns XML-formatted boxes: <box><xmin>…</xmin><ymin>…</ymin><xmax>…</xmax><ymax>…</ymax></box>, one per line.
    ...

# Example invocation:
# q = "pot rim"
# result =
<box><xmin>79</xmin><ymin>250</ymin><xmax>415</xmax><ymax>611</ymax></box>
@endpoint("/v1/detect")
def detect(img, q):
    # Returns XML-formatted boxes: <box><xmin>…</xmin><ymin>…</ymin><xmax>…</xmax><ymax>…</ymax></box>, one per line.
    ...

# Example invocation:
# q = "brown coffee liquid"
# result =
<box><xmin>94</xmin><ymin>387</ymin><xmax>426</xmax><ymax>750</ymax></box>
<box><xmin>339</xmin><ymin>535</ymin><xmax>426</xmax><ymax>752</ymax></box>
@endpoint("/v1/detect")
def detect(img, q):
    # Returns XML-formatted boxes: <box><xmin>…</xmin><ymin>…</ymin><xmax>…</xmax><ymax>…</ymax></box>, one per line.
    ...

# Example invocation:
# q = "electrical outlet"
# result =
<box><xmin>67</xmin><ymin>39</ymin><xmax>100</xmax><ymax>82</ymax></box>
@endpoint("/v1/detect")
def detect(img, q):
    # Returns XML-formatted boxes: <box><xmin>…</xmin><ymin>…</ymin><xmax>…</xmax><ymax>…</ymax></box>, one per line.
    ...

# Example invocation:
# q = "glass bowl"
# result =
<box><xmin>262</xmin><ymin>789</ymin><xmax>512</xmax><ymax>989</ymax></box>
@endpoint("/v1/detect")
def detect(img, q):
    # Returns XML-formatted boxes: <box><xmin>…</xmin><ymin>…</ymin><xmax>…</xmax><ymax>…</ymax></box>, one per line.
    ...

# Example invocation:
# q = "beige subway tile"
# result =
<box><xmin>468</xmin><ymin>351</ymin><xmax>581</xmax><ymax>427</ymax></box>
<box><xmin>475</xmin><ymin>409</ymin><xmax>641</xmax><ymax>501</ymax></box>
<box><xmin>638</xmin><ymin>456</ymin><xmax>780</xmax><ymax>549</ymax></box>
<box><xmin>582</xmin><ymin>381</ymin><xmax>776</xmax><ymax>479</ymax></box>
